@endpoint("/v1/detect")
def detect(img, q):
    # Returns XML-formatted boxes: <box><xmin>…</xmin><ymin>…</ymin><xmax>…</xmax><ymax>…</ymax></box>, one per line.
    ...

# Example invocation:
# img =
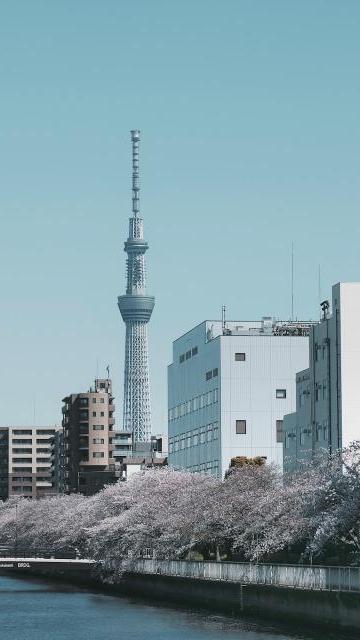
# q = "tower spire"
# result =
<box><xmin>118</xmin><ymin>130</ymin><xmax>155</xmax><ymax>442</ymax></box>
<box><xmin>131</xmin><ymin>129</ymin><xmax>140</xmax><ymax>217</ymax></box>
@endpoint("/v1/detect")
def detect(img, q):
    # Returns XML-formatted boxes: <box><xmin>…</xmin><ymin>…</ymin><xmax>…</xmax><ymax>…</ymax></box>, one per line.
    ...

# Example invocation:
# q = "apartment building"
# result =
<box><xmin>0</xmin><ymin>426</ymin><xmax>60</xmax><ymax>499</ymax></box>
<box><xmin>62</xmin><ymin>378</ymin><xmax>119</xmax><ymax>495</ymax></box>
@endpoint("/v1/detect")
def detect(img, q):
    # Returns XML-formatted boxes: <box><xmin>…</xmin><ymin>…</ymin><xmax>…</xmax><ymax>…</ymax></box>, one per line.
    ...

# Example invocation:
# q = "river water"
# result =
<box><xmin>0</xmin><ymin>575</ymin><xmax>355</xmax><ymax>640</ymax></box>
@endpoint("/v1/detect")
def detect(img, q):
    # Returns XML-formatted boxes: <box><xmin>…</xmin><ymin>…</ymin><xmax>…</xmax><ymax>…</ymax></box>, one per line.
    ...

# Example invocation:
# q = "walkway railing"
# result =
<box><xmin>125</xmin><ymin>559</ymin><xmax>360</xmax><ymax>593</ymax></box>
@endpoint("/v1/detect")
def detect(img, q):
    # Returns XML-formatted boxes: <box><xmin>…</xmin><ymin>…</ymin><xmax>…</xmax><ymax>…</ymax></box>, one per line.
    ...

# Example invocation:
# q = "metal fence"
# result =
<box><xmin>125</xmin><ymin>559</ymin><xmax>360</xmax><ymax>593</ymax></box>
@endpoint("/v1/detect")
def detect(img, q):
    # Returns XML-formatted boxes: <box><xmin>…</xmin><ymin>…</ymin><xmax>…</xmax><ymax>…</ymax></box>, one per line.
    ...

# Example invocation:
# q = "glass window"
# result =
<box><xmin>276</xmin><ymin>420</ymin><xmax>283</xmax><ymax>443</ymax></box>
<box><xmin>213</xmin><ymin>388</ymin><xmax>218</xmax><ymax>403</ymax></box>
<box><xmin>92</xmin><ymin>398</ymin><xmax>96</xmax><ymax>404</ymax></box>
<box><xmin>192</xmin><ymin>346</ymin><xmax>198</xmax><ymax>356</ymax></box>
<box><xmin>79</xmin><ymin>398</ymin><xmax>88</xmax><ymax>406</ymax></box>
<box><xmin>235</xmin><ymin>353</ymin><xmax>246</xmax><ymax>361</ymax></box>
<box><xmin>93</xmin><ymin>425</ymin><xmax>104</xmax><ymax>431</ymax></box>
<box><xmin>100</xmin><ymin>398</ymin><xmax>105</xmax><ymax>404</ymax></box>
<box><xmin>92</xmin><ymin>452</ymin><xmax>104</xmax><ymax>458</ymax></box>
<box><xmin>180</xmin><ymin>354</ymin><xmax>185</xmax><ymax>364</ymax></box>
<box><xmin>276</xmin><ymin>389</ymin><xmax>286</xmax><ymax>399</ymax></box>
<box><xmin>236</xmin><ymin>420</ymin><xmax>246</xmax><ymax>434</ymax></box>
<box><xmin>186</xmin><ymin>350</ymin><xmax>191</xmax><ymax>360</ymax></box>
<box><xmin>206</xmin><ymin>370</ymin><xmax>212</xmax><ymax>381</ymax></box>
<box><xmin>213</xmin><ymin>368</ymin><xmax>218</xmax><ymax>377</ymax></box>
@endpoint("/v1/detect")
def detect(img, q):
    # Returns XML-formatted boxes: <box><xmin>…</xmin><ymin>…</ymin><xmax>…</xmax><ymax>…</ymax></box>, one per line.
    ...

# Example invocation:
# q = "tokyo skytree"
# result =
<box><xmin>118</xmin><ymin>130</ymin><xmax>155</xmax><ymax>442</ymax></box>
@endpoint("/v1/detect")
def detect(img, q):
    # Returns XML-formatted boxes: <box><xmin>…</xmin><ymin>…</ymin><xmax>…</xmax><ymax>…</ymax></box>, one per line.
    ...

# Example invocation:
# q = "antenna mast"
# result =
<box><xmin>291</xmin><ymin>242</ymin><xmax>294</xmax><ymax>321</ymax></box>
<box><xmin>222</xmin><ymin>305</ymin><xmax>226</xmax><ymax>334</ymax></box>
<box><xmin>131</xmin><ymin>129</ymin><xmax>140</xmax><ymax>217</ymax></box>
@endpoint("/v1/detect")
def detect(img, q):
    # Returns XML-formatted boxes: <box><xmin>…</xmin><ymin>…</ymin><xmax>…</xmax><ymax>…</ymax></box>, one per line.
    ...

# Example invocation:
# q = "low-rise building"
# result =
<box><xmin>284</xmin><ymin>282</ymin><xmax>360</xmax><ymax>472</ymax></box>
<box><xmin>168</xmin><ymin>317</ymin><xmax>313</xmax><ymax>477</ymax></box>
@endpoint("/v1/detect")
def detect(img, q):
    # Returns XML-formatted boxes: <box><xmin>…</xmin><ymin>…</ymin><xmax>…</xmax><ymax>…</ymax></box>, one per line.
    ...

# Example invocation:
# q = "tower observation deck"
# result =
<box><xmin>118</xmin><ymin>130</ymin><xmax>155</xmax><ymax>442</ymax></box>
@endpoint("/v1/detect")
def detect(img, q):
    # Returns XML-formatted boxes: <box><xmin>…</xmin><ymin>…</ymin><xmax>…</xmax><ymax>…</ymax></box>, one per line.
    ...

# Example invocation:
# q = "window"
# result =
<box><xmin>179</xmin><ymin>354</ymin><xmax>185</xmax><ymax>364</ymax></box>
<box><xmin>36</xmin><ymin>448</ymin><xmax>50</xmax><ymax>453</ymax></box>
<box><xmin>13</xmin><ymin>430</ymin><xmax>32</xmax><ymax>435</ymax></box>
<box><xmin>93</xmin><ymin>425</ymin><xmax>104</xmax><ymax>431</ymax></box>
<box><xmin>315</xmin><ymin>387</ymin><xmax>320</xmax><ymax>402</ymax></box>
<box><xmin>79</xmin><ymin>398</ymin><xmax>88</xmax><ymax>407</ymax></box>
<box><xmin>13</xmin><ymin>439</ymin><xmax>32</xmax><ymax>444</ymax></box>
<box><xmin>276</xmin><ymin>389</ymin><xmax>286</xmax><ymax>399</ymax></box>
<box><xmin>276</xmin><ymin>420</ymin><xmax>283</xmax><ymax>443</ymax></box>
<box><xmin>36</xmin><ymin>457</ymin><xmax>50</xmax><ymax>463</ymax></box>
<box><xmin>100</xmin><ymin>398</ymin><xmax>105</xmax><ymax>404</ymax></box>
<box><xmin>100</xmin><ymin>412</ymin><xmax>105</xmax><ymax>417</ymax></box>
<box><xmin>236</xmin><ymin>420</ymin><xmax>246</xmax><ymax>434</ymax></box>
<box><xmin>13</xmin><ymin>467</ymin><xmax>31</xmax><ymax>472</ymax></box>
<box><xmin>192</xmin><ymin>346</ymin><xmax>198</xmax><ymax>356</ymax></box>
<box><xmin>36</xmin><ymin>429</ymin><xmax>55</xmax><ymax>434</ymax></box>
<box><xmin>13</xmin><ymin>458</ymin><xmax>33</xmax><ymax>463</ymax></box>
<box><xmin>92</xmin><ymin>411</ymin><xmax>96</xmax><ymax>417</ymax></box>
<box><xmin>235</xmin><ymin>353</ymin><xmax>246</xmax><ymax>362</ymax></box>
<box><xmin>92</xmin><ymin>452</ymin><xmax>104</xmax><ymax>458</ymax></box>
<box><xmin>12</xmin><ymin>448</ymin><xmax>32</xmax><ymax>454</ymax></box>
<box><xmin>186</xmin><ymin>350</ymin><xmax>191</xmax><ymax>360</ymax></box>
<box><xmin>214</xmin><ymin>388</ymin><xmax>219</xmax><ymax>403</ymax></box>
<box><xmin>206</xmin><ymin>370</ymin><xmax>212</xmax><ymax>381</ymax></box>
<box><xmin>92</xmin><ymin>397</ymin><xmax>96</xmax><ymax>403</ymax></box>
<box><xmin>213</xmin><ymin>368</ymin><xmax>218</xmax><ymax>378</ymax></box>
<box><xmin>79</xmin><ymin>410</ymin><xmax>88</xmax><ymax>419</ymax></box>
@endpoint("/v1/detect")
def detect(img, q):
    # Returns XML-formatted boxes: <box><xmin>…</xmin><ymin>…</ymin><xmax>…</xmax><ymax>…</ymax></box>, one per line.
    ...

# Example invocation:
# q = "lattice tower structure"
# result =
<box><xmin>118</xmin><ymin>130</ymin><xmax>155</xmax><ymax>442</ymax></box>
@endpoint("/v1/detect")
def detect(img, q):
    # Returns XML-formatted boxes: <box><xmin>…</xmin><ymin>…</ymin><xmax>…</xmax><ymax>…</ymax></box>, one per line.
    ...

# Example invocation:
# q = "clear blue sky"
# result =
<box><xmin>1</xmin><ymin>1</ymin><xmax>359</xmax><ymax>431</ymax></box>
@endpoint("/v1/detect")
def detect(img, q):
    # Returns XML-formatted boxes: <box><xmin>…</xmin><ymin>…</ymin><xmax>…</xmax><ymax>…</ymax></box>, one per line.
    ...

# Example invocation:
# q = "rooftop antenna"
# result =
<box><xmin>106</xmin><ymin>364</ymin><xmax>110</xmax><ymax>379</ymax></box>
<box><xmin>222</xmin><ymin>305</ymin><xmax>227</xmax><ymax>334</ymax></box>
<box><xmin>318</xmin><ymin>264</ymin><xmax>322</xmax><ymax>319</ymax></box>
<box><xmin>131</xmin><ymin>129</ymin><xmax>140</xmax><ymax>218</ymax></box>
<box><xmin>291</xmin><ymin>241</ymin><xmax>294</xmax><ymax>321</ymax></box>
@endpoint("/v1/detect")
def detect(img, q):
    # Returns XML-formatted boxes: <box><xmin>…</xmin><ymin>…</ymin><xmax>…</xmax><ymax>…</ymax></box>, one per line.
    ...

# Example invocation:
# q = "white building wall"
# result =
<box><xmin>337</xmin><ymin>283</ymin><xmax>360</xmax><ymax>446</ymax></box>
<box><xmin>220</xmin><ymin>334</ymin><xmax>309</xmax><ymax>473</ymax></box>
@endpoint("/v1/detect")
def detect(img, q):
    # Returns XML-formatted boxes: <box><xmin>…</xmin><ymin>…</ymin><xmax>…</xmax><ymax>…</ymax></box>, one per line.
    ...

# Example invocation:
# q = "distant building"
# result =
<box><xmin>168</xmin><ymin>318</ymin><xmax>313</xmax><ymax>477</ymax></box>
<box><xmin>121</xmin><ymin>434</ymin><xmax>168</xmax><ymax>480</ymax></box>
<box><xmin>0</xmin><ymin>426</ymin><xmax>61</xmax><ymax>499</ymax></box>
<box><xmin>62</xmin><ymin>378</ymin><xmax>118</xmax><ymax>495</ymax></box>
<box><xmin>284</xmin><ymin>283</ymin><xmax>360</xmax><ymax>473</ymax></box>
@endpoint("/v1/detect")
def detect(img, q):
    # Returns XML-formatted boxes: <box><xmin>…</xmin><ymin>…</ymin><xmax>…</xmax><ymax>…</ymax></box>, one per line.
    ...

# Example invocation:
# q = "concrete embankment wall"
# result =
<box><xmin>117</xmin><ymin>572</ymin><xmax>360</xmax><ymax>632</ymax></box>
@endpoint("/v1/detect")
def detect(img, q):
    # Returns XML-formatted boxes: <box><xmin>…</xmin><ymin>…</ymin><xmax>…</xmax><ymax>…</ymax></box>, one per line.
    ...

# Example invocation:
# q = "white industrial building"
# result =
<box><xmin>284</xmin><ymin>283</ymin><xmax>360</xmax><ymax>472</ymax></box>
<box><xmin>168</xmin><ymin>317</ymin><xmax>313</xmax><ymax>477</ymax></box>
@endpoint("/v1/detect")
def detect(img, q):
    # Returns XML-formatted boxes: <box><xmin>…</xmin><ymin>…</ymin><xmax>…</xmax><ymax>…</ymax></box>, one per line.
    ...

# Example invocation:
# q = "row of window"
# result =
<box><xmin>169</xmin><ymin>422</ymin><xmax>219</xmax><ymax>453</ymax></box>
<box><xmin>12</xmin><ymin>458</ymin><xmax>50</xmax><ymax>464</ymax></box>
<box><xmin>179</xmin><ymin>346</ymin><xmax>198</xmax><ymax>364</ymax></box>
<box><xmin>12</xmin><ymin>438</ymin><xmax>51</xmax><ymax>444</ymax></box>
<box><xmin>12</xmin><ymin>429</ymin><xmax>55</xmax><ymax>436</ymax></box>
<box><xmin>205</xmin><ymin>368</ymin><xmax>218</xmax><ymax>381</ymax></box>
<box><xmin>12</xmin><ymin>467</ymin><xmax>50</xmax><ymax>472</ymax></box>
<box><xmin>79</xmin><ymin>397</ymin><xmax>106</xmax><ymax>406</ymax></box>
<box><xmin>169</xmin><ymin>388</ymin><xmax>219</xmax><ymax>422</ymax></box>
<box><xmin>284</xmin><ymin>423</ymin><xmax>329</xmax><ymax>448</ymax></box>
<box><xmin>79</xmin><ymin>410</ymin><xmax>106</xmax><ymax>419</ymax></box>
<box><xmin>185</xmin><ymin>460</ymin><xmax>220</xmax><ymax>476</ymax></box>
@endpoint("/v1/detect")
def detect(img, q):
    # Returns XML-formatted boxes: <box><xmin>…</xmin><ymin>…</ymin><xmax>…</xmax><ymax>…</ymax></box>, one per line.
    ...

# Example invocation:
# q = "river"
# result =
<box><xmin>0</xmin><ymin>575</ymin><xmax>356</xmax><ymax>640</ymax></box>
